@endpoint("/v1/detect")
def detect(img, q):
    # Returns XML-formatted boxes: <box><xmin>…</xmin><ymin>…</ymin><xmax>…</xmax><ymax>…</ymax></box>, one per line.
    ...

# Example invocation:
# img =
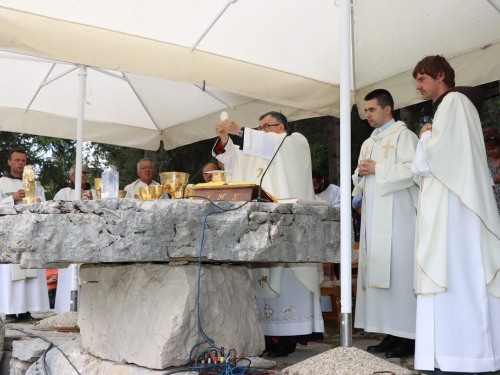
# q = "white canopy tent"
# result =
<box><xmin>0</xmin><ymin>0</ymin><xmax>500</xmax><ymax>340</ymax></box>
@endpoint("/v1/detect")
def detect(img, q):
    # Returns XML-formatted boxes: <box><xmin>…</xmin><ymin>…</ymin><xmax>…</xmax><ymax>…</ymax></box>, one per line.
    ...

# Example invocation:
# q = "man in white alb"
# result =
<box><xmin>124</xmin><ymin>158</ymin><xmax>169</xmax><ymax>199</ymax></box>
<box><xmin>352</xmin><ymin>89</ymin><xmax>419</xmax><ymax>358</ymax></box>
<box><xmin>312</xmin><ymin>170</ymin><xmax>340</xmax><ymax>208</ymax></box>
<box><xmin>53</xmin><ymin>164</ymin><xmax>96</xmax><ymax>201</ymax></box>
<box><xmin>214</xmin><ymin>111</ymin><xmax>323</xmax><ymax>358</ymax></box>
<box><xmin>411</xmin><ymin>55</ymin><xmax>500</xmax><ymax>374</ymax></box>
<box><xmin>0</xmin><ymin>149</ymin><xmax>49</xmax><ymax>323</ymax></box>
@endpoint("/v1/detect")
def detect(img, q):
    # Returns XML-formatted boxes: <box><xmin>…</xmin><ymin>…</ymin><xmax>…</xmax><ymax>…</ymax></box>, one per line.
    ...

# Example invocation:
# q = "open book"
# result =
<box><xmin>277</xmin><ymin>197</ymin><xmax>327</xmax><ymax>206</ymax></box>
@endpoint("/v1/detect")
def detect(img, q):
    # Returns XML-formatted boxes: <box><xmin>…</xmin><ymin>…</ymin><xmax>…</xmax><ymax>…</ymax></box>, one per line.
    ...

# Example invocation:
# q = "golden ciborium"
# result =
<box><xmin>211</xmin><ymin>171</ymin><xmax>227</xmax><ymax>183</ymax></box>
<box><xmin>159</xmin><ymin>172</ymin><xmax>189</xmax><ymax>199</ymax></box>
<box><xmin>94</xmin><ymin>178</ymin><xmax>102</xmax><ymax>199</ymax></box>
<box><xmin>184</xmin><ymin>184</ymin><xmax>195</xmax><ymax>199</ymax></box>
<box><xmin>118</xmin><ymin>190</ymin><xmax>127</xmax><ymax>199</ymax></box>
<box><xmin>138</xmin><ymin>185</ymin><xmax>164</xmax><ymax>200</ymax></box>
<box><xmin>22</xmin><ymin>165</ymin><xmax>41</xmax><ymax>204</ymax></box>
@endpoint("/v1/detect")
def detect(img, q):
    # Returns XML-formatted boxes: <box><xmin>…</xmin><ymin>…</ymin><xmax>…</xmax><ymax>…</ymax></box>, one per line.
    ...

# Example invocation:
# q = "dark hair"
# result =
<box><xmin>412</xmin><ymin>55</ymin><xmax>455</xmax><ymax>88</ymax></box>
<box><xmin>482</xmin><ymin>122</ymin><xmax>499</xmax><ymax>130</ymax></box>
<box><xmin>8</xmin><ymin>149</ymin><xmax>27</xmax><ymax>160</ymax></box>
<box><xmin>259</xmin><ymin>111</ymin><xmax>291</xmax><ymax>133</ymax></box>
<box><xmin>312</xmin><ymin>170</ymin><xmax>323</xmax><ymax>180</ymax></box>
<box><xmin>485</xmin><ymin>135</ymin><xmax>500</xmax><ymax>147</ymax></box>
<box><xmin>364</xmin><ymin>89</ymin><xmax>394</xmax><ymax>115</ymax></box>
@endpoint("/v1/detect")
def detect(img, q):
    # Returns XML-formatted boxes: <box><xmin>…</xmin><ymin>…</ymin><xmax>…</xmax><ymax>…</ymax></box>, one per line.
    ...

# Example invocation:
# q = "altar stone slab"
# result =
<box><xmin>0</xmin><ymin>199</ymin><xmax>340</xmax><ymax>268</ymax></box>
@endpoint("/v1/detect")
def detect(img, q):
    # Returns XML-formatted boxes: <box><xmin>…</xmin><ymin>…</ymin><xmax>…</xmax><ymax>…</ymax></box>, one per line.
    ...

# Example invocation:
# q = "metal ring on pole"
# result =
<box><xmin>334</xmin><ymin>0</ymin><xmax>356</xmax><ymax>6</ymax></box>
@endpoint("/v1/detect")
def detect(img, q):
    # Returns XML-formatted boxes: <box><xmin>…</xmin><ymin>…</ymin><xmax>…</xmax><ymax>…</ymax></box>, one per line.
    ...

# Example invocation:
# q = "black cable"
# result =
<box><xmin>11</xmin><ymin>328</ymin><xmax>81</xmax><ymax>375</ymax></box>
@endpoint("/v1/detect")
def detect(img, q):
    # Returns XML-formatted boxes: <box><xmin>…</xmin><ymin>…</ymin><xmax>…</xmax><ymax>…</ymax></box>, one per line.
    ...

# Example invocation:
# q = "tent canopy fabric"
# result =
<box><xmin>0</xmin><ymin>1</ymin><xmax>499</xmax><ymax>150</ymax></box>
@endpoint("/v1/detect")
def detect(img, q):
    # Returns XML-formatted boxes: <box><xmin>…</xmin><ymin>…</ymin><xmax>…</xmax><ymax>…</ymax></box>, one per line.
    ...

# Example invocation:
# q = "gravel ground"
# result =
<box><xmin>34</xmin><ymin>311</ymin><xmax>78</xmax><ymax>328</ymax></box>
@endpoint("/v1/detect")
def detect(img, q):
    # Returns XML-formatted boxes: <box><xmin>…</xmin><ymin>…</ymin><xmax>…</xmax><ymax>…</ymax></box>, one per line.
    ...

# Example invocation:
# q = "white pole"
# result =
<box><xmin>339</xmin><ymin>0</ymin><xmax>353</xmax><ymax>347</ymax></box>
<box><xmin>70</xmin><ymin>64</ymin><xmax>87</xmax><ymax>311</ymax></box>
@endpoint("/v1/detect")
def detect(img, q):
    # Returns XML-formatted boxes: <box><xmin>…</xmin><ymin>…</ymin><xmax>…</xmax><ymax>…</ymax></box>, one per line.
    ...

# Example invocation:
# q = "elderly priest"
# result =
<box><xmin>124</xmin><ymin>158</ymin><xmax>169</xmax><ymax>199</ymax></box>
<box><xmin>213</xmin><ymin>111</ymin><xmax>323</xmax><ymax>358</ymax></box>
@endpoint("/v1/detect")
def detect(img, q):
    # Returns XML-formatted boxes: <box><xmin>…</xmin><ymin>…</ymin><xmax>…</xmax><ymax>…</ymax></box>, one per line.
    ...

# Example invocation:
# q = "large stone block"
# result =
<box><xmin>0</xmin><ymin>199</ymin><xmax>339</xmax><ymax>268</ymax></box>
<box><xmin>12</xmin><ymin>338</ymin><xmax>50</xmax><ymax>363</ymax></box>
<box><xmin>79</xmin><ymin>263</ymin><xmax>265</xmax><ymax>369</ymax></box>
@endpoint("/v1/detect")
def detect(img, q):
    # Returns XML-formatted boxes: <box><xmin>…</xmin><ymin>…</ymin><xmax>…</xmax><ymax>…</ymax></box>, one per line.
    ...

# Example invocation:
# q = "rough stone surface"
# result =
<box><xmin>9</xmin><ymin>358</ymin><xmax>31</xmax><ymax>375</ymax></box>
<box><xmin>79</xmin><ymin>263</ymin><xmax>265</xmax><ymax>369</ymax></box>
<box><xmin>26</xmin><ymin>341</ymin><xmax>191</xmax><ymax>375</ymax></box>
<box><xmin>12</xmin><ymin>338</ymin><xmax>51</xmax><ymax>363</ymax></box>
<box><xmin>0</xmin><ymin>199</ymin><xmax>339</xmax><ymax>268</ymax></box>
<box><xmin>281</xmin><ymin>346</ymin><xmax>412</xmax><ymax>375</ymax></box>
<box><xmin>0</xmin><ymin>350</ymin><xmax>11</xmax><ymax>375</ymax></box>
<box><xmin>35</xmin><ymin>311</ymin><xmax>79</xmax><ymax>328</ymax></box>
<box><xmin>0</xmin><ymin>315</ymin><xmax>4</xmax><ymax>361</ymax></box>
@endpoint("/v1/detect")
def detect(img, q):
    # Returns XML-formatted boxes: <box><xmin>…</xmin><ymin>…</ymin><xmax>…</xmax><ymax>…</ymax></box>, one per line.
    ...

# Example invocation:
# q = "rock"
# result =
<box><xmin>0</xmin><ymin>350</ymin><xmax>11</xmax><ymax>375</ymax></box>
<box><xmin>12</xmin><ymin>338</ymin><xmax>50</xmax><ymax>363</ymax></box>
<box><xmin>9</xmin><ymin>358</ymin><xmax>31</xmax><ymax>375</ymax></box>
<box><xmin>79</xmin><ymin>263</ymin><xmax>264</xmax><ymax>369</ymax></box>
<box><xmin>247</xmin><ymin>356</ymin><xmax>276</xmax><ymax>369</ymax></box>
<box><xmin>0</xmin><ymin>200</ymin><xmax>340</xmax><ymax>268</ymax></box>
<box><xmin>4</xmin><ymin>331</ymin><xmax>25</xmax><ymax>352</ymax></box>
<box><xmin>281</xmin><ymin>346</ymin><xmax>412</xmax><ymax>375</ymax></box>
<box><xmin>26</xmin><ymin>341</ymin><xmax>195</xmax><ymax>375</ymax></box>
<box><xmin>0</xmin><ymin>315</ymin><xmax>4</xmax><ymax>361</ymax></box>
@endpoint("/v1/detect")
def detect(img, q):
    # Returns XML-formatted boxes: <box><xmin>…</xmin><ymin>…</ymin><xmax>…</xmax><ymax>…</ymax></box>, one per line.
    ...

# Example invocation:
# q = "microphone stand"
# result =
<box><xmin>256</xmin><ymin>134</ymin><xmax>289</xmax><ymax>202</ymax></box>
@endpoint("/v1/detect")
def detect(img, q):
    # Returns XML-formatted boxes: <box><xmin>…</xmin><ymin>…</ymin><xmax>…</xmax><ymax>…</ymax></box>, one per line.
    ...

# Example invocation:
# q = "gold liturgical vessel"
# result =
<box><xmin>210</xmin><ymin>171</ymin><xmax>227</xmax><ymax>183</ymax></box>
<box><xmin>138</xmin><ymin>185</ymin><xmax>164</xmax><ymax>199</ymax></box>
<box><xmin>22</xmin><ymin>165</ymin><xmax>41</xmax><ymax>204</ymax></box>
<box><xmin>159</xmin><ymin>172</ymin><xmax>189</xmax><ymax>199</ymax></box>
<box><xmin>94</xmin><ymin>178</ymin><xmax>102</xmax><ymax>199</ymax></box>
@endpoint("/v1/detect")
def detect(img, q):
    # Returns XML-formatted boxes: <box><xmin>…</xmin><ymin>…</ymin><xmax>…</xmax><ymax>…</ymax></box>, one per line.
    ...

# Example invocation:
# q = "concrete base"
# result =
<box><xmin>79</xmin><ymin>263</ymin><xmax>265</xmax><ymax>369</ymax></box>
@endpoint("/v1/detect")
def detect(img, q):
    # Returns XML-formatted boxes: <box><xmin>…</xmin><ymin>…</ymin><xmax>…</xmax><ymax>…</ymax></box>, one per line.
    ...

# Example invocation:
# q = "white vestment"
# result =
<box><xmin>53</xmin><ymin>188</ymin><xmax>87</xmax><ymax>314</ymax></box>
<box><xmin>411</xmin><ymin>92</ymin><xmax>500</xmax><ymax>372</ymax></box>
<box><xmin>315</xmin><ymin>184</ymin><xmax>341</xmax><ymax>208</ymax></box>
<box><xmin>0</xmin><ymin>177</ymin><xmax>49</xmax><ymax>314</ymax></box>
<box><xmin>352</xmin><ymin>121</ymin><xmax>418</xmax><ymax>339</ymax></box>
<box><xmin>124</xmin><ymin>179</ymin><xmax>169</xmax><ymax>199</ymax></box>
<box><xmin>214</xmin><ymin>129</ymin><xmax>324</xmax><ymax>336</ymax></box>
<box><xmin>53</xmin><ymin>187</ymin><xmax>98</xmax><ymax>200</ymax></box>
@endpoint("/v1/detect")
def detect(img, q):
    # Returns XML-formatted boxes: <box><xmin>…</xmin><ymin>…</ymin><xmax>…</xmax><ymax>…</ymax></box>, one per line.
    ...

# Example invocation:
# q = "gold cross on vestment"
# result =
<box><xmin>363</xmin><ymin>147</ymin><xmax>370</xmax><ymax>159</ymax></box>
<box><xmin>381</xmin><ymin>139</ymin><xmax>395</xmax><ymax>159</ymax></box>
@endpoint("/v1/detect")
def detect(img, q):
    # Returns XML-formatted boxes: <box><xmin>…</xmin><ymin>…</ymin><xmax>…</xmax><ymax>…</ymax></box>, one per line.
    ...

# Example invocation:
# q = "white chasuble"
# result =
<box><xmin>352</xmin><ymin>121</ymin><xmax>418</xmax><ymax>338</ymax></box>
<box><xmin>53</xmin><ymin>187</ymin><xmax>98</xmax><ymax>201</ymax></box>
<box><xmin>411</xmin><ymin>92</ymin><xmax>500</xmax><ymax>372</ymax></box>
<box><xmin>0</xmin><ymin>178</ymin><xmax>49</xmax><ymax>314</ymax></box>
<box><xmin>214</xmin><ymin>129</ymin><xmax>323</xmax><ymax>336</ymax></box>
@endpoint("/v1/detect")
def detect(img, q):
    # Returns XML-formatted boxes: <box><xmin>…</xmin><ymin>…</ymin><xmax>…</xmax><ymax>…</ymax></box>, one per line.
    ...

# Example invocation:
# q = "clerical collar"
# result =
<box><xmin>376</xmin><ymin>118</ymin><xmax>395</xmax><ymax>135</ymax></box>
<box><xmin>1</xmin><ymin>171</ymin><xmax>22</xmax><ymax>180</ymax></box>
<box><xmin>433</xmin><ymin>86</ymin><xmax>485</xmax><ymax>113</ymax></box>
<box><xmin>69</xmin><ymin>182</ymin><xmax>92</xmax><ymax>190</ymax></box>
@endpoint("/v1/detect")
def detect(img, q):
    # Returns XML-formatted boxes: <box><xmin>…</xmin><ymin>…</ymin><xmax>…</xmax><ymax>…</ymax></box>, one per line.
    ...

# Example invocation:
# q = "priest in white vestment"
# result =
<box><xmin>53</xmin><ymin>164</ymin><xmax>98</xmax><ymax>313</ymax></box>
<box><xmin>352</xmin><ymin>89</ymin><xmax>419</xmax><ymax>358</ymax></box>
<box><xmin>213</xmin><ymin>111</ymin><xmax>323</xmax><ymax>358</ymax></box>
<box><xmin>411</xmin><ymin>55</ymin><xmax>500</xmax><ymax>374</ymax></box>
<box><xmin>124</xmin><ymin>158</ymin><xmax>169</xmax><ymax>199</ymax></box>
<box><xmin>0</xmin><ymin>149</ymin><xmax>49</xmax><ymax>323</ymax></box>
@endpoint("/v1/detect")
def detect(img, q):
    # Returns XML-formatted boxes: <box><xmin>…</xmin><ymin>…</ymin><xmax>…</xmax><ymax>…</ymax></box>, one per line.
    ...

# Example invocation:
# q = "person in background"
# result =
<box><xmin>53</xmin><ymin>164</ymin><xmax>96</xmax><ymax>200</ymax></box>
<box><xmin>46</xmin><ymin>269</ymin><xmax>58</xmax><ymax>309</ymax></box>
<box><xmin>202</xmin><ymin>162</ymin><xmax>220</xmax><ymax>183</ymax></box>
<box><xmin>482</xmin><ymin>121</ymin><xmax>500</xmax><ymax>138</ymax></box>
<box><xmin>312</xmin><ymin>170</ymin><xmax>340</xmax><ymax>207</ymax></box>
<box><xmin>485</xmin><ymin>134</ymin><xmax>500</xmax><ymax>216</ymax></box>
<box><xmin>124</xmin><ymin>158</ymin><xmax>169</xmax><ymax>199</ymax></box>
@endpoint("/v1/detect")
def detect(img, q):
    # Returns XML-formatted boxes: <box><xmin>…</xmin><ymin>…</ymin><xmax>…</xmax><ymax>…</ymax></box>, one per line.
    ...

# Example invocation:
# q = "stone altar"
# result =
<box><xmin>0</xmin><ymin>199</ymin><xmax>340</xmax><ymax>370</ymax></box>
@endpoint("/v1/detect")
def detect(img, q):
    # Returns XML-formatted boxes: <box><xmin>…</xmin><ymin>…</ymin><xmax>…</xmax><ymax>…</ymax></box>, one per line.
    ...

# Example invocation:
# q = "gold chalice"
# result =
<box><xmin>118</xmin><ymin>190</ymin><xmax>127</xmax><ymax>199</ymax></box>
<box><xmin>139</xmin><ymin>185</ymin><xmax>164</xmax><ymax>200</ymax></box>
<box><xmin>159</xmin><ymin>172</ymin><xmax>189</xmax><ymax>199</ymax></box>
<box><xmin>211</xmin><ymin>171</ymin><xmax>227</xmax><ymax>183</ymax></box>
<box><xmin>94</xmin><ymin>178</ymin><xmax>102</xmax><ymax>199</ymax></box>
<box><xmin>184</xmin><ymin>184</ymin><xmax>195</xmax><ymax>199</ymax></box>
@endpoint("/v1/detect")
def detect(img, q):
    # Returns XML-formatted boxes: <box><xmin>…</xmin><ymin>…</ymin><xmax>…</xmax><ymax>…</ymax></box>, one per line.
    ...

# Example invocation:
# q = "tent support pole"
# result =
<box><xmin>70</xmin><ymin>64</ymin><xmax>87</xmax><ymax>312</ymax></box>
<box><xmin>340</xmin><ymin>0</ymin><xmax>353</xmax><ymax>347</ymax></box>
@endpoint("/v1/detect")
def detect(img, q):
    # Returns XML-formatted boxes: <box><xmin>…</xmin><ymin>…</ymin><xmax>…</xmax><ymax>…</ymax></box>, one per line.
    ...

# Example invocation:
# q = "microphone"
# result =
<box><xmin>256</xmin><ymin>134</ymin><xmax>289</xmax><ymax>202</ymax></box>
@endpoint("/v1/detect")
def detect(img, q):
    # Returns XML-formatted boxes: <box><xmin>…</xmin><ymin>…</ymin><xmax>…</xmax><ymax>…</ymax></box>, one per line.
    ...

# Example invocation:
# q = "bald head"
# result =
<box><xmin>202</xmin><ymin>163</ymin><xmax>219</xmax><ymax>182</ymax></box>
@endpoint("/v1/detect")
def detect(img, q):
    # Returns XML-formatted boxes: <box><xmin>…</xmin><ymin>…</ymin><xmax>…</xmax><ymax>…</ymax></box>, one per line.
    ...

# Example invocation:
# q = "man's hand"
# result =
<box><xmin>419</xmin><ymin>123</ymin><xmax>432</xmax><ymax>138</ymax></box>
<box><xmin>358</xmin><ymin>159</ymin><xmax>376</xmax><ymax>176</ymax></box>
<box><xmin>216</xmin><ymin>121</ymin><xmax>229</xmax><ymax>146</ymax></box>
<box><xmin>47</xmin><ymin>275</ymin><xmax>57</xmax><ymax>283</ymax></box>
<box><xmin>219</xmin><ymin>119</ymin><xmax>241</xmax><ymax>135</ymax></box>
<box><xmin>81</xmin><ymin>190</ymin><xmax>93</xmax><ymax>200</ymax></box>
<box><xmin>12</xmin><ymin>189</ymin><xmax>25</xmax><ymax>201</ymax></box>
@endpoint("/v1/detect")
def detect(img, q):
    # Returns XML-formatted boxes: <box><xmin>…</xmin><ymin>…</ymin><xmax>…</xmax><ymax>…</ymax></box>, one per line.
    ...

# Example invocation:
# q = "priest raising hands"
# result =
<box><xmin>212</xmin><ymin>111</ymin><xmax>323</xmax><ymax>358</ymax></box>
